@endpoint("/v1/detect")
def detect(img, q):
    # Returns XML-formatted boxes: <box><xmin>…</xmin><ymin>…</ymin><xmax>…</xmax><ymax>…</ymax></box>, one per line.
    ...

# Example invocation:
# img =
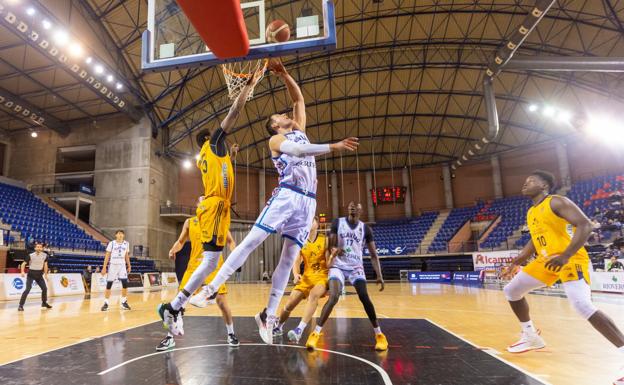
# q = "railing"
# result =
<box><xmin>31</xmin><ymin>183</ymin><xmax>95</xmax><ymax>196</ymax></box>
<box><xmin>160</xmin><ymin>204</ymin><xmax>195</xmax><ymax>216</ymax></box>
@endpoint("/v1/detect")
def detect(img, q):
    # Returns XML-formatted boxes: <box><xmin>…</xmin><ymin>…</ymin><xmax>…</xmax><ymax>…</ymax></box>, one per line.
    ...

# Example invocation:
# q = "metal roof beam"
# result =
<box><xmin>0</xmin><ymin>86</ymin><xmax>69</xmax><ymax>136</ymax></box>
<box><xmin>506</xmin><ymin>56</ymin><xmax>624</xmax><ymax>72</ymax></box>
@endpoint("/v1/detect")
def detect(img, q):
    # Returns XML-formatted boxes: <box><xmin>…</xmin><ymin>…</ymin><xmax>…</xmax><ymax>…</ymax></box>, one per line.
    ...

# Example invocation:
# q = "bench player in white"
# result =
<box><xmin>306</xmin><ymin>201</ymin><xmax>388</xmax><ymax>351</ymax></box>
<box><xmin>199</xmin><ymin>59</ymin><xmax>359</xmax><ymax>344</ymax></box>
<box><xmin>101</xmin><ymin>230</ymin><xmax>132</xmax><ymax>311</ymax></box>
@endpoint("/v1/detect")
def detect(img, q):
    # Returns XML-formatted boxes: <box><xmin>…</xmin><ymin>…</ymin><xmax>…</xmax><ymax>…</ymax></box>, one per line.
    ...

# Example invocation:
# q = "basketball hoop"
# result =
<box><xmin>221</xmin><ymin>59</ymin><xmax>269</xmax><ymax>101</ymax></box>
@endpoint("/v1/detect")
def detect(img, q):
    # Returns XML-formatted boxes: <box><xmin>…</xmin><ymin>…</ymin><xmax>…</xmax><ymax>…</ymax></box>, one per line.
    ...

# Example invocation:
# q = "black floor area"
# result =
<box><xmin>0</xmin><ymin>317</ymin><xmax>544</xmax><ymax>385</ymax></box>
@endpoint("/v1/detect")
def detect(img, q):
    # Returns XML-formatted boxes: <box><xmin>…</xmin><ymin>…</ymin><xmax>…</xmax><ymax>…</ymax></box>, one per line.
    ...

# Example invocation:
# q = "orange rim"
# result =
<box><xmin>221</xmin><ymin>59</ymin><xmax>268</xmax><ymax>79</ymax></box>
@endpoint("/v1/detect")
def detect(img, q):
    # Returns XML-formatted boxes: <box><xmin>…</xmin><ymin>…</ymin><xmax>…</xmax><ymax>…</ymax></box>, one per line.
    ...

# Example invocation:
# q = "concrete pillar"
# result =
<box><xmin>442</xmin><ymin>164</ymin><xmax>454</xmax><ymax>209</ymax></box>
<box><xmin>0</xmin><ymin>140</ymin><xmax>9</xmax><ymax>177</ymax></box>
<box><xmin>402</xmin><ymin>167</ymin><xmax>412</xmax><ymax>217</ymax></box>
<box><xmin>75</xmin><ymin>197</ymin><xmax>80</xmax><ymax>223</ymax></box>
<box><xmin>331</xmin><ymin>171</ymin><xmax>339</xmax><ymax>219</ymax></box>
<box><xmin>491</xmin><ymin>155</ymin><xmax>503</xmax><ymax>199</ymax></box>
<box><xmin>556</xmin><ymin>142</ymin><xmax>571</xmax><ymax>189</ymax></box>
<box><xmin>258</xmin><ymin>170</ymin><xmax>266</xmax><ymax>211</ymax></box>
<box><xmin>365</xmin><ymin>171</ymin><xmax>375</xmax><ymax>222</ymax></box>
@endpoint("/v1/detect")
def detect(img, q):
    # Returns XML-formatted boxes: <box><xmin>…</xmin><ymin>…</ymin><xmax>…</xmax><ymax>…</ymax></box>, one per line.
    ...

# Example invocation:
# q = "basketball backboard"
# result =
<box><xmin>142</xmin><ymin>0</ymin><xmax>336</xmax><ymax>72</ymax></box>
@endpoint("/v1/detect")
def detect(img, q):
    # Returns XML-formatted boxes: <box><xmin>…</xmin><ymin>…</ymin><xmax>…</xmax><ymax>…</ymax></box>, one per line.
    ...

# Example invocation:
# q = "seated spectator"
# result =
<box><xmin>607</xmin><ymin>256</ymin><xmax>624</xmax><ymax>271</ymax></box>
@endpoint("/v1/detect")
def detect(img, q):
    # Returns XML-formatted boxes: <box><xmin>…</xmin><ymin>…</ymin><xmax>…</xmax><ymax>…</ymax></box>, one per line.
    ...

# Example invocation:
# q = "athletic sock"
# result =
<box><xmin>171</xmin><ymin>291</ymin><xmax>190</xmax><ymax>311</ymax></box>
<box><xmin>618</xmin><ymin>345</ymin><xmax>624</xmax><ymax>354</ymax></box>
<box><xmin>297</xmin><ymin>321</ymin><xmax>307</xmax><ymax>331</ymax></box>
<box><xmin>226</xmin><ymin>323</ymin><xmax>234</xmax><ymax>335</ymax></box>
<box><xmin>314</xmin><ymin>325</ymin><xmax>322</xmax><ymax>334</ymax></box>
<box><xmin>374</xmin><ymin>327</ymin><xmax>382</xmax><ymax>335</ymax></box>
<box><xmin>104</xmin><ymin>298</ymin><xmax>109</xmax><ymax>305</ymax></box>
<box><xmin>120</xmin><ymin>297</ymin><xmax>127</xmax><ymax>303</ymax></box>
<box><xmin>520</xmin><ymin>320</ymin><xmax>536</xmax><ymax>333</ymax></box>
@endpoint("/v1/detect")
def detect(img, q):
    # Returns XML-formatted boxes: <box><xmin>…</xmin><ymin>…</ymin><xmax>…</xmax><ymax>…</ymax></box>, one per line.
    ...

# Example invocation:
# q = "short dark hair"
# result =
<box><xmin>265</xmin><ymin>116</ymin><xmax>276</xmax><ymax>136</ymax></box>
<box><xmin>34</xmin><ymin>241</ymin><xmax>43</xmax><ymax>246</ymax></box>
<box><xmin>115</xmin><ymin>230</ymin><xmax>125</xmax><ymax>235</ymax></box>
<box><xmin>531</xmin><ymin>170</ymin><xmax>556</xmax><ymax>192</ymax></box>
<box><xmin>196</xmin><ymin>128</ymin><xmax>211</xmax><ymax>148</ymax></box>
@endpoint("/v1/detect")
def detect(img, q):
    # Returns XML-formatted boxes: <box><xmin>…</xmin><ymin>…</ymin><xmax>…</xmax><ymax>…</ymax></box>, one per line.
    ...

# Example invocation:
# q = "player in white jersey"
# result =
<box><xmin>101</xmin><ymin>230</ymin><xmax>131</xmax><ymax>311</ymax></box>
<box><xmin>199</xmin><ymin>59</ymin><xmax>358</xmax><ymax>344</ymax></box>
<box><xmin>305</xmin><ymin>202</ymin><xmax>388</xmax><ymax>351</ymax></box>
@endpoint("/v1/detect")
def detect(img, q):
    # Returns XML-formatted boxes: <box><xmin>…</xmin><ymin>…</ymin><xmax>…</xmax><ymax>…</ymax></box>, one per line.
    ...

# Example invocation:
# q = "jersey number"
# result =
<box><xmin>345</xmin><ymin>239</ymin><xmax>354</xmax><ymax>246</ymax></box>
<box><xmin>537</xmin><ymin>235</ymin><xmax>547</xmax><ymax>248</ymax></box>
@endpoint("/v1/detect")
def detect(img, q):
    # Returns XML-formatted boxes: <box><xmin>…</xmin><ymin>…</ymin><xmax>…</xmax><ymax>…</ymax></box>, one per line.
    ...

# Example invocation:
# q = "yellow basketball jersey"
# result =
<box><xmin>527</xmin><ymin>195</ymin><xmax>589</xmax><ymax>260</ymax></box>
<box><xmin>188</xmin><ymin>216</ymin><xmax>204</xmax><ymax>261</ymax></box>
<box><xmin>197</xmin><ymin>140</ymin><xmax>234</xmax><ymax>201</ymax></box>
<box><xmin>301</xmin><ymin>233</ymin><xmax>328</xmax><ymax>275</ymax></box>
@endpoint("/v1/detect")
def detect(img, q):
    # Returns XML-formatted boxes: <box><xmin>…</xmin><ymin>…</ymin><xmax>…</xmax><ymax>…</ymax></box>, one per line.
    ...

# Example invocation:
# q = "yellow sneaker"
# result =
<box><xmin>306</xmin><ymin>331</ymin><xmax>320</xmax><ymax>350</ymax></box>
<box><xmin>375</xmin><ymin>333</ymin><xmax>388</xmax><ymax>351</ymax></box>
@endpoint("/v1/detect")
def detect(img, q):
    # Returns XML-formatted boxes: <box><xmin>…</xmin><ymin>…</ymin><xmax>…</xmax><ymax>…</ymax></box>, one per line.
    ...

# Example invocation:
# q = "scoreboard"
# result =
<box><xmin>371</xmin><ymin>186</ymin><xmax>407</xmax><ymax>205</ymax></box>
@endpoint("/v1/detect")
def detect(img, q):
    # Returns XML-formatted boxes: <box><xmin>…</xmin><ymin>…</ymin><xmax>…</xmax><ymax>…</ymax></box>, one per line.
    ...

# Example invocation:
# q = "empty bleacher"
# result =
<box><xmin>428</xmin><ymin>205</ymin><xmax>483</xmax><ymax>253</ymax></box>
<box><xmin>478</xmin><ymin>196</ymin><xmax>532</xmax><ymax>249</ymax></box>
<box><xmin>48</xmin><ymin>253</ymin><xmax>157</xmax><ymax>274</ymax></box>
<box><xmin>370</xmin><ymin>212</ymin><xmax>438</xmax><ymax>255</ymax></box>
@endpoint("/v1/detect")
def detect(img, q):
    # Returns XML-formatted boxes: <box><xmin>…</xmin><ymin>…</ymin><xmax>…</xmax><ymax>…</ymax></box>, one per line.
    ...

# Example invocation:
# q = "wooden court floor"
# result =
<box><xmin>1</xmin><ymin>282</ymin><xmax>623</xmax><ymax>384</ymax></box>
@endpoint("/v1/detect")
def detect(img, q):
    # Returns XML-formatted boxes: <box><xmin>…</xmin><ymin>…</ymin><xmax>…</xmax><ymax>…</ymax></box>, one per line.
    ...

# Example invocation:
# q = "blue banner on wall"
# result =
<box><xmin>452</xmin><ymin>271</ymin><xmax>484</xmax><ymax>284</ymax></box>
<box><xmin>364</xmin><ymin>245</ymin><xmax>409</xmax><ymax>256</ymax></box>
<box><xmin>407</xmin><ymin>271</ymin><xmax>452</xmax><ymax>283</ymax></box>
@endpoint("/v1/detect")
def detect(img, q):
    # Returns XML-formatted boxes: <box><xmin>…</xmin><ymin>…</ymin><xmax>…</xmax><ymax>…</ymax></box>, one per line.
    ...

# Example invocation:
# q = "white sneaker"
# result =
<box><xmin>157</xmin><ymin>303</ymin><xmax>184</xmax><ymax>336</ymax></box>
<box><xmin>255</xmin><ymin>308</ymin><xmax>277</xmax><ymax>345</ymax></box>
<box><xmin>189</xmin><ymin>293</ymin><xmax>209</xmax><ymax>308</ymax></box>
<box><xmin>156</xmin><ymin>336</ymin><xmax>175</xmax><ymax>351</ymax></box>
<box><xmin>287</xmin><ymin>327</ymin><xmax>303</xmax><ymax>343</ymax></box>
<box><xmin>506</xmin><ymin>329</ymin><xmax>545</xmax><ymax>353</ymax></box>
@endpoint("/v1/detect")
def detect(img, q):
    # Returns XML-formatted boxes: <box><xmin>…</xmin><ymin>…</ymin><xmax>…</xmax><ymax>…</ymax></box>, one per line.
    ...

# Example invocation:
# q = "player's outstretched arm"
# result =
<box><xmin>269</xmin><ymin>59</ymin><xmax>305</xmax><ymax>131</ymax></box>
<box><xmin>269</xmin><ymin>135</ymin><xmax>359</xmax><ymax>157</ymax></box>
<box><xmin>221</xmin><ymin>67</ymin><xmax>264</xmax><ymax>133</ymax></box>
<box><xmin>169</xmin><ymin>218</ymin><xmax>191</xmax><ymax>260</ymax></box>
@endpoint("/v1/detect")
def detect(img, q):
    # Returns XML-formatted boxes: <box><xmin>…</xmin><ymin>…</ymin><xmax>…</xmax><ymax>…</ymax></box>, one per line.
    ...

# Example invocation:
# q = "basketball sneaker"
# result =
<box><xmin>207</xmin><ymin>291</ymin><xmax>218</xmax><ymax>305</ymax></box>
<box><xmin>287</xmin><ymin>327</ymin><xmax>303</xmax><ymax>343</ymax></box>
<box><xmin>375</xmin><ymin>333</ymin><xmax>389</xmax><ymax>351</ymax></box>
<box><xmin>101</xmin><ymin>303</ymin><xmax>108</xmax><ymax>312</ymax></box>
<box><xmin>273</xmin><ymin>324</ymin><xmax>283</xmax><ymax>337</ymax></box>
<box><xmin>41</xmin><ymin>302</ymin><xmax>52</xmax><ymax>309</ymax></box>
<box><xmin>189</xmin><ymin>292</ymin><xmax>209</xmax><ymax>308</ymax></box>
<box><xmin>506</xmin><ymin>329</ymin><xmax>545</xmax><ymax>353</ymax></box>
<box><xmin>306</xmin><ymin>331</ymin><xmax>320</xmax><ymax>350</ymax></box>
<box><xmin>17</xmin><ymin>305</ymin><xmax>24</xmax><ymax>312</ymax></box>
<box><xmin>156</xmin><ymin>336</ymin><xmax>175</xmax><ymax>351</ymax></box>
<box><xmin>121</xmin><ymin>301</ymin><xmax>131</xmax><ymax>310</ymax></box>
<box><xmin>227</xmin><ymin>333</ymin><xmax>240</xmax><ymax>347</ymax></box>
<box><xmin>158</xmin><ymin>303</ymin><xmax>184</xmax><ymax>336</ymax></box>
<box><xmin>254</xmin><ymin>308</ymin><xmax>276</xmax><ymax>345</ymax></box>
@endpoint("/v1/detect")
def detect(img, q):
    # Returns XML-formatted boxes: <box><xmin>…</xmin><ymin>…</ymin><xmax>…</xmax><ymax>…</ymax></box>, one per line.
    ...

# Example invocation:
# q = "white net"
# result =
<box><xmin>220</xmin><ymin>59</ymin><xmax>268</xmax><ymax>101</ymax></box>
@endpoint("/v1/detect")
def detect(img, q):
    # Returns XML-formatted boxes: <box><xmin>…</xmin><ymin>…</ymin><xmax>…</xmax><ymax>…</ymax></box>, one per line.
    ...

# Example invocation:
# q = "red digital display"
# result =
<box><xmin>370</xmin><ymin>186</ymin><xmax>407</xmax><ymax>205</ymax></box>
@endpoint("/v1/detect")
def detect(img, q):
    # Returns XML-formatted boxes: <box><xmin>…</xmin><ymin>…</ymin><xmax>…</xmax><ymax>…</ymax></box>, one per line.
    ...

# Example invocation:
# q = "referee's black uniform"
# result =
<box><xmin>19</xmin><ymin>250</ymin><xmax>51</xmax><ymax>310</ymax></box>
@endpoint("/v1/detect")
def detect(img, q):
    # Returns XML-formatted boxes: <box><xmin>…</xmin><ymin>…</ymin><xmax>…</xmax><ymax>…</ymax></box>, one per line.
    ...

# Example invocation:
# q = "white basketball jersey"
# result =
<box><xmin>333</xmin><ymin>218</ymin><xmax>366</xmax><ymax>270</ymax></box>
<box><xmin>272</xmin><ymin>130</ymin><xmax>318</xmax><ymax>193</ymax></box>
<box><xmin>106</xmin><ymin>240</ymin><xmax>130</xmax><ymax>266</ymax></box>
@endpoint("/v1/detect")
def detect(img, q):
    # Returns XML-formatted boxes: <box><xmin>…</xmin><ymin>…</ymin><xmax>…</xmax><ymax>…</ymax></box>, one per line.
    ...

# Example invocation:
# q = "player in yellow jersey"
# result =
<box><xmin>502</xmin><ymin>171</ymin><xmax>624</xmax><ymax>383</ymax></box>
<box><xmin>158</xmin><ymin>67</ymin><xmax>265</xmax><ymax>336</ymax></box>
<box><xmin>156</xmin><ymin>211</ymin><xmax>239</xmax><ymax>351</ymax></box>
<box><xmin>272</xmin><ymin>216</ymin><xmax>328</xmax><ymax>343</ymax></box>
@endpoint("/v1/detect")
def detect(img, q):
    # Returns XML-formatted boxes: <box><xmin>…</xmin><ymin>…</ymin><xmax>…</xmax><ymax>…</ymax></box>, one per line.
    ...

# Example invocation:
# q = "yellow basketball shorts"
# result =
<box><xmin>179</xmin><ymin>254</ymin><xmax>227</xmax><ymax>295</ymax></box>
<box><xmin>196</xmin><ymin>198</ymin><xmax>230</xmax><ymax>246</ymax></box>
<box><xmin>523</xmin><ymin>256</ymin><xmax>591</xmax><ymax>287</ymax></box>
<box><xmin>293</xmin><ymin>273</ymin><xmax>328</xmax><ymax>298</ymax></box>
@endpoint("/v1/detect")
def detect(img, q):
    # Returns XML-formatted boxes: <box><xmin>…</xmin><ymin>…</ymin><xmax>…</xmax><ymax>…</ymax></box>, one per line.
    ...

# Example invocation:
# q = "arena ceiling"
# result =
<box><xmin>1</xmin><ymin>0</ymin><xmax>624</xmax><ymax>171</ymax></box>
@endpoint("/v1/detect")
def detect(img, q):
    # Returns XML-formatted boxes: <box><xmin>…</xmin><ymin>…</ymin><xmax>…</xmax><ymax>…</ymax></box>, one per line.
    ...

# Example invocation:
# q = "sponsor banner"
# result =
<box><xmin>90</xmin><ymin>273</ymin><xmax>122</xmax><ymax>293</ymax></box>
<box><xmin>161</xmin><ymin>272</ymin><xmax>178</xmax><ymax>287</ymax></box>
<box><xmin>143</xmin><ymin>272</ymin><xmax>162</xmax><ymax>288</ymax></box>
<box><xmin>364</xmin><ymin>245</ymin><xmax>408</xmax><ymax>256</ymax></box>
<box><xmin>49</xmin><ymin>274</ymin><xmax>85</xmax><ymax>296</ymax></box>
<box><xmin>408</xmin><ymin>271</ymin><xmax>452</xmax><ymax>283</ymax></box>
<box><xmin>127</xmin><ymin>273</ymin><xmax>143</xmax><ymax>288</ymax></box>
<box><xmin>0</xmin><ymin>273</ymin><xmax>42</xmax><ymax>300</ymax></box>
<box><xmin>472</xmin><ymin>250</ymin><xmax>520</xmax><ymax>271</ymax></box>
<box><xmin>452</xmin><ymin>271</ymin><xmax>484</xmax><ymax>284</ymax></box>
<box><xmin>590</xmin><ymin>272</ymin><xmax>624</xmax><ymax>294</ymax></box>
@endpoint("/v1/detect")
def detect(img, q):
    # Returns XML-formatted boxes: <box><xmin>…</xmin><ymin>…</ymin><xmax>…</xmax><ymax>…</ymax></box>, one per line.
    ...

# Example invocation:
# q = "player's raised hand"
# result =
<box><xmin>248</xmin><ymin>66</ymin><xmax>265</xmax><ymax>85</ymax></box>
<box><xmin>331</xmin><ymin>137</ymin><xmax>359</xmax><ymax>152</ymax></box>
<box><xmin>268</xmin><ymin>58</ymin><xmax>286</xmax><ymax>75</ymax></box>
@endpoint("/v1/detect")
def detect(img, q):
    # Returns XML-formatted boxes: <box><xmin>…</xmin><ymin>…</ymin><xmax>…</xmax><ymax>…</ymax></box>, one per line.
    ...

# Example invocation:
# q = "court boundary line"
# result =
<box><xmin>424</xmin><ymin>318</ymin><xmax>551</xmax><ymax>385</ymax></box>
<box><xmin>0</xmin><ymin>320</ymin><xmax>160</xmax><ymax>367</ymax></box>
<box><xmin>97</xmin><ymin>343</ymin><xmax>393</xmax><ymax>384</ymax></box>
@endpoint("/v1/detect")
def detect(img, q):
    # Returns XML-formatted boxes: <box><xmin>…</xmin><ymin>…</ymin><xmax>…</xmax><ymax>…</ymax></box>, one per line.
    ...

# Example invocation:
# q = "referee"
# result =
<box><xmin>18</xmin><ymin>241</ymin><xmax>52</xmax><ymax>311</ymax></box>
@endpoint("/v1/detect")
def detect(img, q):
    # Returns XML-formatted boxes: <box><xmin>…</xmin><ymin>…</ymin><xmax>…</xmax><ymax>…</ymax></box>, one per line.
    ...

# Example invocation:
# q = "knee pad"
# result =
<box><xmin>120</xmin><ymin>279</ymin><xmax>128</xmax><ymax>289</ymax></box>
<box><xmin>106</xmin><ymin>281</ymin><xmax>114</xmax><ymax>290</ymax></box>
<box><xmin>503</xmin><ymin>272</ymin><xmax>544</xmax><ymax>301</ymax></box>
<box><xmin>564</xmin><ymin>280</ymin><xmax>597</xmax><ymax>320</ymax></box>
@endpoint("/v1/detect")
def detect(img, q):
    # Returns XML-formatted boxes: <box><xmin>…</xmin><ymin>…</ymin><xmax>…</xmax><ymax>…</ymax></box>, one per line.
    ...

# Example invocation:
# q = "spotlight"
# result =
<box><xmin>557</xmin><ymin>110</ymin><xmax>572</xmax><ymax>123</ymax></box>
<box><xmin>53</xmin><ymin>30</ymin><xmax>69</xmax><ymax>46</ymax></box>
<box><xmin>528</xmin><ymin>104</ymin><xmax>538</xmax><ymax>112</ymax></box>
<box><xmin>31</xmin><ymin>131</ymin><xmax>38</xmax><ymax>138</ymax></box>
<box><xmin>106</xmin><ymin>74</ymin><xmax>114</xmax><ymax>83</ymax></box>
<box><xmin>94</xmin><ymin>65</ymin><xmax>104</xmax><ymax>74</ymax></box>
<box><xmin>26</xmin><ymin>7</ymin><xmax>36</xmax><ymax>16</ymax></box>
<box><xmin>69</xmin><ymin>43</ymin><xmax>83</xmax><ymax>57</ymax></box>
<box><xmin>543</xmin><ymin>106</ymin><xmax>556</xmax><ymax>117</ymax></box>
<box><xmin>85</xmin><ymin>57</ymin><xmax>92</xmax><ymax>64</ymax></box>
<box><xmin>115</xmin><ymin>83</ymin><xmax>123</xmax><ymax>90</ymax></box>
<box><xmin>182</xmin><ymin>159</ymin><xmax>192</xmax><ymax>169</ymax></box>
<box><xmin>586</xmin><ymin>115</ymin><xmax>624</xmax><ymax>144</ymax></box>
<box><xmin>42</xmin><ymin>20</ymin><xmax>52</xmax><ymax>30</ymax></box>
<box><xmin>195</xmin><ymin>153</ymin><xmax>200</xmax><ymax>161</ymax></box>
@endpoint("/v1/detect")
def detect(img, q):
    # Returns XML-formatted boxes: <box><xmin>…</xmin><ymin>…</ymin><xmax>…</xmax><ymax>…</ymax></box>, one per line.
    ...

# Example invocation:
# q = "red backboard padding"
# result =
<box><xmin>175</xmin><ymin>0</ymin><xmax>250</xmax><ymax>59</ymax></box>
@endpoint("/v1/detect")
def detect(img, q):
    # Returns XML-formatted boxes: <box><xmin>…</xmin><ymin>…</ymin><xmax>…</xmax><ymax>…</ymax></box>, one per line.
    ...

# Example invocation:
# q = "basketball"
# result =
<box><xmin>266</xmin><ymin>20</ymin><xmax>290</xmax><ymax>43</ymax></box>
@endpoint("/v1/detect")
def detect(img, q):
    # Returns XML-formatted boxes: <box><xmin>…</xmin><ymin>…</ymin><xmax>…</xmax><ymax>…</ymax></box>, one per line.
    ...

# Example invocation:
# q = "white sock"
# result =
<box><xmin>104</xmin><ymin>298</ymin><xmax>109</xmax><ymax>305</ymax></box>
<box><xmin>618</xmin><ymin>346</ymin><xmax>624</xmax><ymax>354</ymax></box>
<box><xmin>314</xmin><ymin>325</ymin><xmax>322</xmax><ymax>334</ymax></box>
<box><xmin>374</xmin><ymin>327</ymin><xmax>382</xmax><ymax>335</ymax></box>
<box><xmin>121</xmin><ymin>297</ymin><xmax>127</xmax><ymax>303</ymax></box>
<box><xmin>209</xmin><ymin>227</ymin><xmax>268</xmax><ymax>290</ymax></box>
<box><xmin>297</xmin><ymin>321</ymin><xmax>307</xmax><ymax>331</ymax></box>
<box><xmin>226</xmin><ymin>323</ymin><xmax>234</xmax><ymax>334</ymax></box>
<box><xmin>266</xmin><ymin>238</ymin><xmax>301</xmax><ymax>316</ymax></box>
<box><xmin>520</xmin><ymin>320</ymin><xmax>536</xmax><ymax>333</ymax></box>
<box><xmin>171</xmin><ymin>251</ymin><xmax>220</xmax><ymax>310</ymax></box>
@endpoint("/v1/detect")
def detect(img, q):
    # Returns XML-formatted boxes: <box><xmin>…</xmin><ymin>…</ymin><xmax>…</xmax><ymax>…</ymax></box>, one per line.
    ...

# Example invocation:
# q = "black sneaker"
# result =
<box><xmin>17</xmin><ymin>305</ymin><xmax>24</xmax><ymax>312</ymax></box>
<box><xmin>101</xmin><ymin>303</ymin><xmax>109</xmax><ymax>311</ymax></box>
<box><xmin>42</xmin><ymin>303</ymin><xmax>52</xmax><ymax>309</ymax></box>
<box><xmin>228</xmin><ymin>333</ymin><xmax>240</xmax><ymax>347</ymax></box>
<box><xmin>121</xmin><ymin>301</ymin><xmax>131</xmax><ymax>310</ymax></box>
<box><xmin>156</xmin><ymin>336</ymin><xmax>176</xmax><ymax>351</ymax></box>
